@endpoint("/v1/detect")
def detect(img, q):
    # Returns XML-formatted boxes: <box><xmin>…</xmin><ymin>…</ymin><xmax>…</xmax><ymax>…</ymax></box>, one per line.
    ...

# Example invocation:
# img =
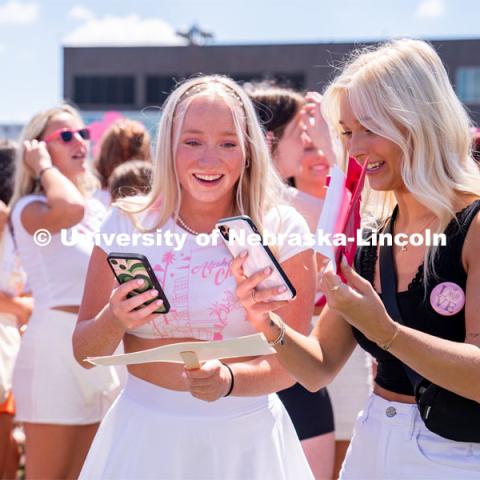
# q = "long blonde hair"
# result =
<box><xmin>117</xmin><ymin>75</ymin><xmax>286</xmax><ymax>234</ymax></box>
<box><xmin>323</xmin><ymin>38</ymin><xmax>480</xmax><ymax>279</ymax></box>
<box><xmin>9</xmin><ymin>104</ymin><xmax>96</xmax><ymax>210</ymax></box>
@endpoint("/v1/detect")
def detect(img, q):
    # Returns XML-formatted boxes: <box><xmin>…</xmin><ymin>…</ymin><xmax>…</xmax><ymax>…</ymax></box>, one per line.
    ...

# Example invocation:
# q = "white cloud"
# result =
<box><xmin>0</xmin><ymin>0</ymin><xmax>38</xmax><ymax>24</ymax></box>
<box><xmin>415</xmin><ymin>0</ymin><xmax>446</xmax><ymax>18</ymax></box>
<box><xmin>68</xmin><ymin>4</ymin><xmax>94</xmax><ymax>22</ymax></box>
<box><xmin>63</xmin><ymin>14</ymin><xmax>186</xmax><ymax>46</ymax></box>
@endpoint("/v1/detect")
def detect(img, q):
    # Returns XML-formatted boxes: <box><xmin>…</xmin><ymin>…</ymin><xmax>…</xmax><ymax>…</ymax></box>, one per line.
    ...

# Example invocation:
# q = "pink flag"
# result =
<box><xmin>314</xmin><ymin>158</ymin><xmax>367</xmax><ymax>305</ymax></box>
<box><xmin>335</xmin><ymin>157</ymin><xmax>367</xmax><ymax>270</ymax></box>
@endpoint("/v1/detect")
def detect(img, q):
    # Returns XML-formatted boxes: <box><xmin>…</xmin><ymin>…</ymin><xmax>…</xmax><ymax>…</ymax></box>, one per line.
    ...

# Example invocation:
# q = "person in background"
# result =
<box><xmin>9</xmin><ymin>105</ymin><xmax>122</xmax><ymax>479</ymax></box>
<box><xmin>94</xmin><ymin>119</ymin><xmax>152</xmax><ymax>207</ymax></box>
<box><xmin>108</xmin><ymin>160</ymin><xmax>153</xmax><ymax>202</ymax></box>
<box><xmin>289</xmin><ymin>107</ymin><xmax>373</xmax><ymax>479</ymax></box>
<box><xmin>248</xmin><ymin>85</ymin><xmax>337</xmax><ymax>479</ymax></box>
<box><xmin>0</xmin><ymin>140</ymin><xmax>31</xmax><ymax>479</ymax></box>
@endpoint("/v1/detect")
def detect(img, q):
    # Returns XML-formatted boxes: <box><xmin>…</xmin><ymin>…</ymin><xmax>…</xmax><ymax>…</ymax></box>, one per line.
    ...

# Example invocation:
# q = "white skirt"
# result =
<box><xmin>12</xmin><ymin>308</ymin><xmax>122</xmax><ymax>425</ymax></box>
<box><xmin>80</xmin><ymin>374</ymin><xmax>314</xmax><ymax>480</ymax></box>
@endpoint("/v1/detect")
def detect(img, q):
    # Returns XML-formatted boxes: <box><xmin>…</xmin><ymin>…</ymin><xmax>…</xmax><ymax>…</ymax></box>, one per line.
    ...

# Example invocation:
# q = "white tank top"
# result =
<box><xmin>285</xmin><ymin>186</ymin><xmax>324</xmax><ymax>233</ymax></box>
<box><xmin>10</xmin><ymin>194</ymin><xmax>106</xmax><ymax>309</ymax></box>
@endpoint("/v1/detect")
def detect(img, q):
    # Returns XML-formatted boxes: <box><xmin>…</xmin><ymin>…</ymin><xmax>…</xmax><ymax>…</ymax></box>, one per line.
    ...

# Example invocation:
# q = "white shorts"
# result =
<box><xmin>80</xmin><ymin>374</ymin><xmax>314</xmax><ymax>480</ymax></box>
<box><xmin>340</xmin><ymin>393</ymin><xmax>480</xmax><ymax>479</ymax></box>
<box><xmin>328</xmin><ymin>346</ymin><xmax>372</xmax><ymax>440</ymax></box>
<box><xmin>12</xmin><ymin>308</ymin><xmax>122</xmax><ymax>425</ymax></box>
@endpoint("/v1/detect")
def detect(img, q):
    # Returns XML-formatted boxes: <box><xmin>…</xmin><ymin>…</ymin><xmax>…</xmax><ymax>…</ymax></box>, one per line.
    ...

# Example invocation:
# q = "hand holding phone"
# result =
<box><xmin>216</xmin><ymin>216</ymin><xmax>296</xmax><ymax>301</ymax></box>
<box><xmin>107</xmin><ymin>253</ymin><xmax>170</xmax><ymax>314</ymax></box>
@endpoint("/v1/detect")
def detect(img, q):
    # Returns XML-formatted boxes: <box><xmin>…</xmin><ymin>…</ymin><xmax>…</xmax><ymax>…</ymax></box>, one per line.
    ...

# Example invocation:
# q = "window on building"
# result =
<box><xmin>74</xmin><ymin>76</ymin><xmax>135</xmax><ymax>105</ymax></box>
<box><xmin>145</xmin><ymin>76</ymin><xmax>178</xmax><ymax>104</ymax></box>
<box><xmin>456</xmin><ymin>67</ymin><xmax>480</xmax><ymax>104</ymax></box>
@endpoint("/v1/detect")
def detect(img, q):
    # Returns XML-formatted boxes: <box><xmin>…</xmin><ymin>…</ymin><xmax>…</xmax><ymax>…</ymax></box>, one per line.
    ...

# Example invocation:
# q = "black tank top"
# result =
<box><xmin>353</xmin><ymin>199</ymin><xmax>480</xmax><ymax>395</ymax></box>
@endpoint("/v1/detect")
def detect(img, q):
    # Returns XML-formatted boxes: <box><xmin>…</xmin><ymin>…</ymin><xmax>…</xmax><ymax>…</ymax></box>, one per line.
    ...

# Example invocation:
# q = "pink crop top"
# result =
<box><xmin>97</xmin><ymin>204</ymin><xmax>310</xmax><ymax>341</ymax></box>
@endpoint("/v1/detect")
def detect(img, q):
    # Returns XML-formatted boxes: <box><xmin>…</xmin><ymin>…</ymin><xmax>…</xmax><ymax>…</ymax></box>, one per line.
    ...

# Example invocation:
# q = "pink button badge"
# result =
<box><xmin>430</xmin><ymin>282</ymin><xmax>465</xmax><ymax>316</ymax></box>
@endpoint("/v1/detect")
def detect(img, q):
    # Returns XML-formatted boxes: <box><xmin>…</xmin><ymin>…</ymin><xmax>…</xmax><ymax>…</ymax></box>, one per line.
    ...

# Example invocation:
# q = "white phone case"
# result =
<box><xmin>216</xmin><ymin>216</ymin><xmax>296</xmax><ymax>301</ymax></box>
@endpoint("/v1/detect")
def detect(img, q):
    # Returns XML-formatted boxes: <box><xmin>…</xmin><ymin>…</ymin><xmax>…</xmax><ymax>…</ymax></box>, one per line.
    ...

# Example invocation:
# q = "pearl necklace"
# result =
<box><xmin>177</xmin><ymin>216</ymin><xmax>200</xmax><ymax>236</ymax></box>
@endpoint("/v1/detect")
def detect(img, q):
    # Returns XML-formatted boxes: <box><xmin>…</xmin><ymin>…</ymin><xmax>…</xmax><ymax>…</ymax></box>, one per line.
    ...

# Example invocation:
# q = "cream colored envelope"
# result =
<box><xmin>85</xmin><ymin>333</ymin><xmax>275</xmax><ymax>368</ymax></box>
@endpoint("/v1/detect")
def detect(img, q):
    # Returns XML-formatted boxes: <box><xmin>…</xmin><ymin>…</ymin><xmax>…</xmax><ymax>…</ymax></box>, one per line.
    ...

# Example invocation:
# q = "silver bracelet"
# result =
<box><xmin>268</xmin><ymin>312</ymin><xmax>286</xmax><ymax>346</ymax></box>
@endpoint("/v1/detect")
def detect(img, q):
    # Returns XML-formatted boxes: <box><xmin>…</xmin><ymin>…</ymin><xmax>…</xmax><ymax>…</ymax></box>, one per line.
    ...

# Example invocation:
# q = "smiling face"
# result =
<box><xmin>175</xmin><ymin>95</ymin><xmax>245</xmax><ymax>214</ymax></box>
<box><xmin>339</xmin><ymin>93</ymin><xmax>405</xmax><ymax>192</ymax></box>
<box><xmin>41</xmin><ymin>112</ymin><xmax>88</xmax><ymax>182</ymax></box>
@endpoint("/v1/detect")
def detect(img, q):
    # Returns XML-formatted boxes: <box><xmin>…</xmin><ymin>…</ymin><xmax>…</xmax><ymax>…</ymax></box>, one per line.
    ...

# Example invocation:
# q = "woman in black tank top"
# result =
<box><xmin>233</xmin><ymin>39</ymin><xmax>480</xmax><ymax>478</ymax></box>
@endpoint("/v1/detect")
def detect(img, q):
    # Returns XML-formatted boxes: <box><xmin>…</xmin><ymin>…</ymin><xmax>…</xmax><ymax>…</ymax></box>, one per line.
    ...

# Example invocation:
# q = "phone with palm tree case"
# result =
<box><xmin>107</xmin><ymin>252</ymin><xmax>170</xmax><ymax>314</ymax></box>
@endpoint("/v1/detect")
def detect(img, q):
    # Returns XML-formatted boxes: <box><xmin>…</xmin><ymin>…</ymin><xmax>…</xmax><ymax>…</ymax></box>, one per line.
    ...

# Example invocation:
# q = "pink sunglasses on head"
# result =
<box><xmin>43</xmin><ymin>127</ymin><xmax>90</xmax><ymax>144</ymax></box>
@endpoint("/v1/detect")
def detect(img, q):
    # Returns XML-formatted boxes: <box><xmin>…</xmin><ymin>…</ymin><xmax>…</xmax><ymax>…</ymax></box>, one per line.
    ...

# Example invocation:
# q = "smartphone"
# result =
<box><xmin>216</xmin><ymin>215</ymin><xmax>296</xmax><ymax>301</ymax></box>
<box><xmin>107</xmin><ymin>252</ymin><xmax>170</xmax><ymax>314</ymax></box>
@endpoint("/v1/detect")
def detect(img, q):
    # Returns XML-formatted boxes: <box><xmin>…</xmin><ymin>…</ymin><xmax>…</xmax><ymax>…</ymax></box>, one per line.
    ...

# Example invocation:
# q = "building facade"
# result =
<box><xmin>63</xmin><ymin>39</ymin><xmax>480</xmax><ymax>124</ymax></box>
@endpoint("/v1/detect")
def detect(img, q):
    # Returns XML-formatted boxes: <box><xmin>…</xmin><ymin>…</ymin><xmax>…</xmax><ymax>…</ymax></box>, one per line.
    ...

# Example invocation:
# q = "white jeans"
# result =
<box><xmin>340</xmin><ymin>393</ymin><xmax>480</xmax><ymax>480</ymax></box>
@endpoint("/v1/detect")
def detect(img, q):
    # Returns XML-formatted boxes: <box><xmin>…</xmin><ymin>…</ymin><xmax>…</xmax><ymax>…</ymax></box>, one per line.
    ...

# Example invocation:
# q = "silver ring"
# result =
<box><xmin>251</xmin><ymin>289</ymin><xmax>257</xmax><ymax>303</ymax></box>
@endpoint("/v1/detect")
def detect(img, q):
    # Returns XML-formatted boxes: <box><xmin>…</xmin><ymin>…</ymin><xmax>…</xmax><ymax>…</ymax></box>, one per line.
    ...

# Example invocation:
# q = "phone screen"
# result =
<box><xmin>107</xmin><ymin>255</ymin><xmax>169</xmax><ymax>314</ymax></box>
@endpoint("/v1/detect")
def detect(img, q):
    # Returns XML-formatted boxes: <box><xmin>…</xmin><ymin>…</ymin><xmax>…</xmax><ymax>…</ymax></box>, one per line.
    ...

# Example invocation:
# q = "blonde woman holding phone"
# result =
<box><xmin>74</xmin><ymin>76</ymin><xmax>316</xmax><ymax>479</ymax></box>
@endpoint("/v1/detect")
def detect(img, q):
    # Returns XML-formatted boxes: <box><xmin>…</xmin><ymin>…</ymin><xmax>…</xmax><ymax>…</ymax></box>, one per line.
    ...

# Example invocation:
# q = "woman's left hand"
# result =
<box><xmin>183</xmin><ymin>360</ymin><xmax>232</xmax><ymax>402</ymax></box>
<box><xmin>320</xmin><ymin>258</ymin><xmax>397</xmax><ymax>345</ymax></box>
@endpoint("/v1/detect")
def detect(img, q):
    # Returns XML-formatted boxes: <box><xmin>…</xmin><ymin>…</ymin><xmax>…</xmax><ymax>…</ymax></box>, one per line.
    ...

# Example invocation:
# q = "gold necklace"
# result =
<box><xmin>177</xmin><ymin>216</ymin><xmax>200</xmax><ymax>236</ymax></box>
<box><xmin>397</xmin><ymin>216</ymin><xmax>437</xmax><ymax>252</ymax></box>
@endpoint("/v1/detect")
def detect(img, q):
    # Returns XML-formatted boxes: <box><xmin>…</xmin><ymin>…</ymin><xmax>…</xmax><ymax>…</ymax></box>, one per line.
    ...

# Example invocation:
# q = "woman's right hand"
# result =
<box><xmin>231</xmin><ymin>251</ymin><xmax>290</xmax><ymax>331</ymax></box>
<box><xmin>23</xmin><ymin>139</ymin><xmax>53</xmax><ymax>176</ymax></box>
<box><xmin>107</xmin><ymin>278</ymin><xmax>164</xmax><ymax>331</ymax></box>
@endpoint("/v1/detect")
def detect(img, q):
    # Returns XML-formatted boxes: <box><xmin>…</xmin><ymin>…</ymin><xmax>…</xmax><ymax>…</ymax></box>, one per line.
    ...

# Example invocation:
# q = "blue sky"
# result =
<box><xmin>1</xmin><ymin>0</ymin><xmax>479</xmax><ymax>122</ymax></box>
